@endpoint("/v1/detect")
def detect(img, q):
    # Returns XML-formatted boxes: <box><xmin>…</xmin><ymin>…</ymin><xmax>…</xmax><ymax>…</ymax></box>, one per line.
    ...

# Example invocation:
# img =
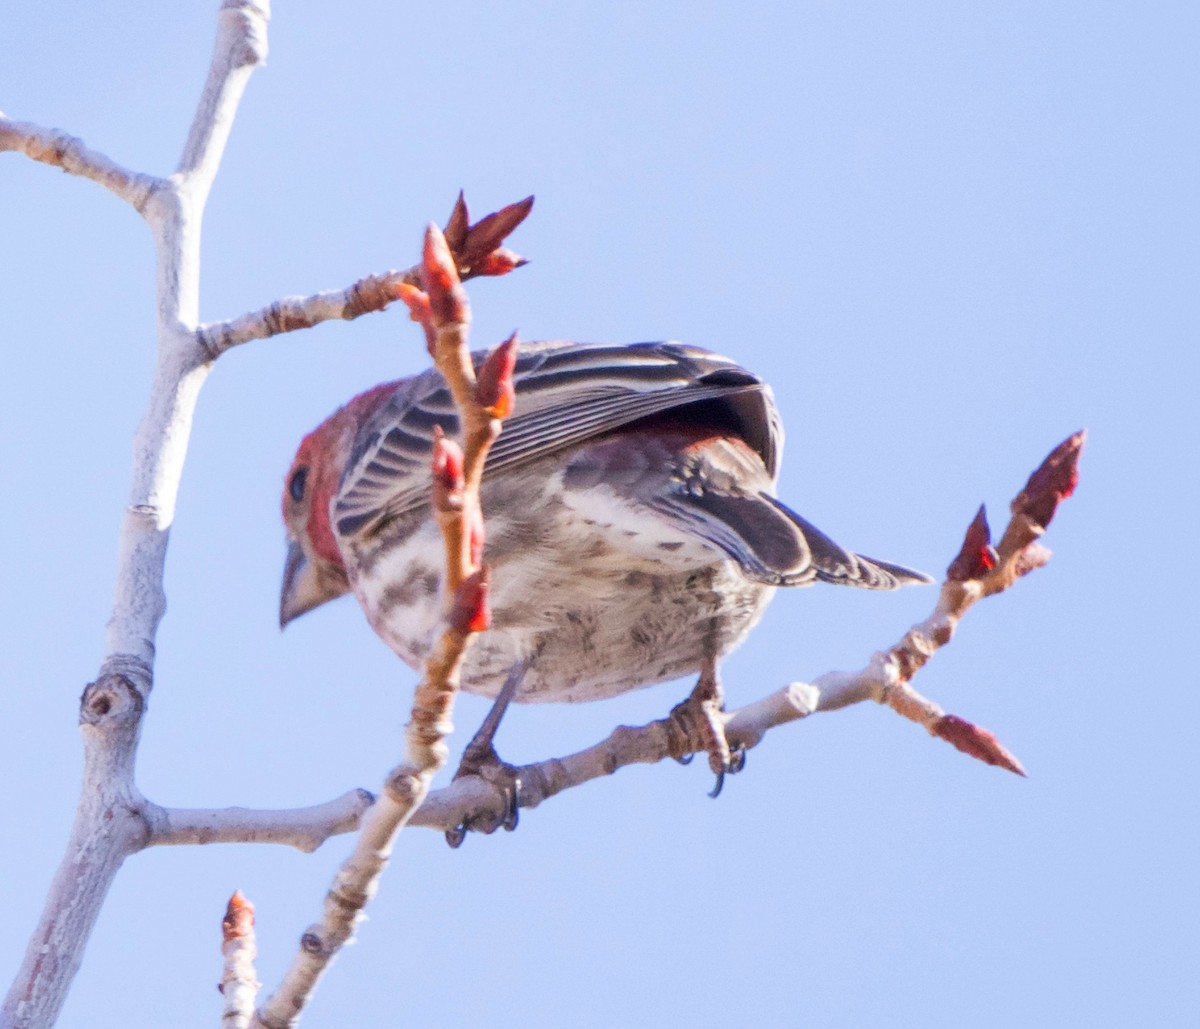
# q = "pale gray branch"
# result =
<box><xmin>148</xmin><ymin>790</ymin><xmax>375</xmax><ymax>853</ymax></box>
<box><xmin>197</xmin><ymin>269</ymin><xmax>414</xmax><ymax>357</ymax></box>
<box><xmin>2</xmin><ymin>4</ymin><xmax>271</xmax><ymax>1025</ymax></box>
<box><xmin>177</xmin><ymin>0</ymin><xmax>270</xmax><ymax>187</ymax></box>
<box><xmin>0</xmin><ymin>114</ymin><xmax>160</xmax><ymax>211</ymax></box>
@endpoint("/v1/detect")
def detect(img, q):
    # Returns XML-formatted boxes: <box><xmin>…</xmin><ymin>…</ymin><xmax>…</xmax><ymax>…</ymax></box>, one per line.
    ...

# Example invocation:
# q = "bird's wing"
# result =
<box><xmin>333</xmin><ymin>341</ymin><xmax>780</xmax><ymax>539</ymax></box>
<box><xmin>560</xmin><ymin>431</ymin><xmax>931</xmax><ymax>590</ymax></box>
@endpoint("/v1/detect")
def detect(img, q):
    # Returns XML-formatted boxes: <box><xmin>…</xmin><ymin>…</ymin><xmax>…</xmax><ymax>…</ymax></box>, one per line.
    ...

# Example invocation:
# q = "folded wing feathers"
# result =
<box><xmin>334</xmin><ymin>342</ymin><xmax>766</xmax><ymax>537</ymax></box>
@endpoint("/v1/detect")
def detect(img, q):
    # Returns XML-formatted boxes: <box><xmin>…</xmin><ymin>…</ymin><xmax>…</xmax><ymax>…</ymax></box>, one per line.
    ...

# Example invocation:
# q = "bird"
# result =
<box><xmin>280</xmin><ymin>340</ymin><xmax>929</xmax><ymax>821</ymax></box>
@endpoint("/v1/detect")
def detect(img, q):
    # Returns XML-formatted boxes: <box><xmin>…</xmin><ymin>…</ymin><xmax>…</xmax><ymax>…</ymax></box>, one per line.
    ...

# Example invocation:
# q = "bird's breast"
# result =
<box><xmin>342</xmin><ymin>469</ymin><xmax>774</xmax><ymax>703</ymax></box>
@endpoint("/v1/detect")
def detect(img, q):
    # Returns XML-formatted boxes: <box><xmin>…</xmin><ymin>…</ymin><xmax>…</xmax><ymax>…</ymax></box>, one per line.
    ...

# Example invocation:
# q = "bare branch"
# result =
<box><xmin>197</xmin><ymin>271</ymin><xmax>415</xmax><ymax>357</ymax></box>
<box><xmin>220</xmin><ymin>892</ymin><xmax>260</xmax><ymax>1029</ymax></box>
<box><xmin>2</xmin><ymin>4</ymin><xmax>271</xmax><ymax>1024</ymax></box>
<box><xmin>196</xmin><ymin>193</ymin><xmax>533</xmax><ymax>357</ymax></box>
<box><xmin>177</xmin><ymin>0</ymin><xmax>271</xmax><ymax>188</ymax></box>
<box><xmin>0</xmin><ymin>113</ymin><xmax>160</xmax><ymax>211</ymax></box>
<box><xmin>147</xmin><ymin>790</ymin><xmax>374</xmax><ymax>852</ymax></box>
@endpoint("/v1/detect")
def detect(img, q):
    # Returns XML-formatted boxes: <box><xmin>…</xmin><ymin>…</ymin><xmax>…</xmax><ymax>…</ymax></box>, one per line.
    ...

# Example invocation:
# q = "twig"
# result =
<box><xmin>220</xmin><ymin>892</ymin><xmax>259</xmax><ymax>1029</ymax></box>
<box><xmin>197</xmin><ymin>272</ymin><xmax>416</xmax><ymax>356</ymax></box>
<box><xmin>251</xmin><ymin>225</ymin><xmax>516</xmax><ymax>1028</ymax></box>
<box><xmin>196</xmin><ymin>193</ymin><xmax>532</xmax><ymax>357</ymax></box>
<box><xmin>0</xmin><ymin>114</ymin><xmax>160</xmax><ymax>211</ymax></box>
<box><xmin>147</xmin><ymin>790</ymin><xmax>374</xmax><ymax>852</ymax></box>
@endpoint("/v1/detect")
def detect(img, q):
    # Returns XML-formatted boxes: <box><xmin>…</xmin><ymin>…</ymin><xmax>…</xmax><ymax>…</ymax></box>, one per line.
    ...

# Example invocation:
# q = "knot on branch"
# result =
<box><xmin>79</xmin><ymin>673</ymin><xmax>144</xmax><ymax>727</ymax></box>
<box><xmin>384</xmin><ymin>765</ymin><xmax>430</xmax><ymax>808</ymax></box>
<box><xmin>299</xmin><ymin>930</ymin><xmax>328</xmax><ymax>957</ymax></box>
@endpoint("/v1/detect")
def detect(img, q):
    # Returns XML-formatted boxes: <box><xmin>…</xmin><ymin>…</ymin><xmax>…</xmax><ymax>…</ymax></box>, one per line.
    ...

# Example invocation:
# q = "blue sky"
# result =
<box><xmin>2</xmin><ymin>2</ymin><xmax>1196</xmax><ymax>1026</ymax></box>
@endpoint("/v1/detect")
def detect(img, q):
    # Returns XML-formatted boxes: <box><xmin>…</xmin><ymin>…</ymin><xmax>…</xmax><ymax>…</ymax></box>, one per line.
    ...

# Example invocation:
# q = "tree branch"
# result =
<box><xmin>195</xmin><ymin>193</ymin><xmax>532</xmax><ymax>357</ymax></box>
<box><xmin>2</xmin><ymin>5</ymin><xmax>271</xmax><ymax>1026</ymax></box>
<box><xmin>197</xmin><ymin>271</ymin><xmax>416</xmax><ymax>357</ymax></box>
<box><xmin>0</xmin><ymin>114</ymin><xmax>161</xmax><ymax>211</ymax></box>
<box><xmin>177</xmin><ymin>0</ymin><xmax>271</xmax><ymax>189</ymax></box>
<box><xmin>147</xmin><ymin>790</ymin><xmax>374</xmax><ymax>852</ymax></box>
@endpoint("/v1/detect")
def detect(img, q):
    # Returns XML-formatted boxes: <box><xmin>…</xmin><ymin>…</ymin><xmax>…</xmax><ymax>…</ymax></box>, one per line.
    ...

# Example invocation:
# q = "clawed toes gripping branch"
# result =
<box><xmin>401</xmin><ymin>431</ymin><xmax>1083</xmax><ymax>839</ymax></box>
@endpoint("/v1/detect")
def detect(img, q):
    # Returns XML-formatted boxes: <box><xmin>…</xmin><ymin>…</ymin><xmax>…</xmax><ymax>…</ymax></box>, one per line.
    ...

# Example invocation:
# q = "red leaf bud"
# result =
<box><xmin>946</xmin><ymin>505</ymin><xmax>998</xmax><ymax>582</ymax></box>
<box><xmin>431</xmin><ymin>427</ymin><xmax>464</xmax><ymax>511</ymax></box>
<box><xmin>475</xmin><ymin>332</ymin><xmax>519</xmax><ymax>419</ymax></box>
<box><xmin>443</xmin><ymin>190</ymin><xmax>470</xmax><ymax>253</ymax></box>
<box><xmin>1012</xmin><ymin>430</ymin><xmax>1085</xmax><ymax>529</ymax></box>
<box><xmin>475</xmin><ymin>247</ymin><xmax>528</xmax><ymax>277</ymax></box>
<box><xmin>420</xmin><ymin>223</ymin><xmax>469</xmax><ymax>326</ymax></box>
<box><xmin>932</xmin><ymin>714</ymin><xmax>1026</xmax><ymax>776</ymax></box>
<box><xmin>450</xmin><ymin>568</ymin><xmax>491</xmax><ymax>634</ymax></box>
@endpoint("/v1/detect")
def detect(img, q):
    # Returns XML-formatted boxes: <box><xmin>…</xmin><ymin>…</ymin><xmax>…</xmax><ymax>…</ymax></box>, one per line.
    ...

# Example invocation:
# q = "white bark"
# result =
<box><xmin>2</xmin><ymin>3</ymin><xmax>272</xmax><ymax>1025</ymax></box>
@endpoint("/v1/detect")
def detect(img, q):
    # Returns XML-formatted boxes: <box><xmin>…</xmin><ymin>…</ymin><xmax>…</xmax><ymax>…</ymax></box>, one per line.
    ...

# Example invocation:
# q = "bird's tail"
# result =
<box><xmin>757</xmin><ymin>495</ymin><xmax>933</xmax><ymax>590</ymax></box>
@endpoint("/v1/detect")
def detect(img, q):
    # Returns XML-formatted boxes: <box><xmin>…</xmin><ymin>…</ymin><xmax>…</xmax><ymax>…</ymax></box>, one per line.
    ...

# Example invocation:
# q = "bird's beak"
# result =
<box><xmin>280</xmin><ymin>540</ymin><xmax>329</xmax><ymax>628</ymax></box>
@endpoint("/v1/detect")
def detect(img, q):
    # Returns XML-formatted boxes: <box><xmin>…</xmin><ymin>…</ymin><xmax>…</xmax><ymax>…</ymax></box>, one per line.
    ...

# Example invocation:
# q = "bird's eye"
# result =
<box><xmin>288</xmin><ymin>467</ymin><xmax>309</xmax><ymax>503</ymax></box>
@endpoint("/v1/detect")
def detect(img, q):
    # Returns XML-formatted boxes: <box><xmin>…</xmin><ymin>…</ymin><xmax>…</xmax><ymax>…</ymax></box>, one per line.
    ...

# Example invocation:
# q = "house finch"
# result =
<box><xmin>281</xmin><ymin>340</ymin><xmax>928</xmax><ymax>805</ymax></box>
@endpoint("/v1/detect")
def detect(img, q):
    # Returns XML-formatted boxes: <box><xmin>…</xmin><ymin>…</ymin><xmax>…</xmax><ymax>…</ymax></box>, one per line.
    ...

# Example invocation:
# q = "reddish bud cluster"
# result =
<box><xmin>476</xmin><ymin>332</ymin><xmax>519</xmax><ymax>419</ymax></box>
<box><xmin>947</xmin><ymin>505</ymin><xmax>999</xmax><ymax>582</ymax></box>
<box><xmin>450</xmin><ymin>568</ymin><xmax>491</xmax><ymax>634</ymax></box>
<box><xmin>932</xmin><ymin>714</ymin><xmax>1026</xmax><ymax>777</ymax></box>
<box><xmin>1012</xmin><ymin>430</ymin><xmax>1085</xmax><ymax>530</ymax></box>
<box><xmin>443</xmin><ymin>192</ymin><xmax>534</xmax><ymax>279</ymax></box>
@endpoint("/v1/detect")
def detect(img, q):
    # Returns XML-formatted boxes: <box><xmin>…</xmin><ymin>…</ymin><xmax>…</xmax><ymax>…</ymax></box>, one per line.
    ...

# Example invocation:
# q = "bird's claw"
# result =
<box><xmin>669</xmin><ymin>659</ymin><xmax>748</xmax><ymax>798</ymax></box>
<box><xmin>444</xmin><ymin>750</ymin><xmax>523</xmax><ymax>848</ymax></box>
<box><xmin>707</xmin><ymin>744</ymin><xmax>747</xmax><ymax>799</ymax></box>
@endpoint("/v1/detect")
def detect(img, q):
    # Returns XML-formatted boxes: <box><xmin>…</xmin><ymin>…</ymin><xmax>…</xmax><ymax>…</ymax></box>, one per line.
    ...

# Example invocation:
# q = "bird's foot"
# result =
<box><xmin>444</xmin><ymin>742</ymin><xmax>523</xmax><ymax>848</ymax></box>
<box><xmin>445</xmin><ymin>659</ymin><xmax>528</xmax><ymax>848</ymax></box>
<box><xmin>669</xmin><ymin>659</ymin><xmax>747</xmax><ymax>798</ymax></box>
